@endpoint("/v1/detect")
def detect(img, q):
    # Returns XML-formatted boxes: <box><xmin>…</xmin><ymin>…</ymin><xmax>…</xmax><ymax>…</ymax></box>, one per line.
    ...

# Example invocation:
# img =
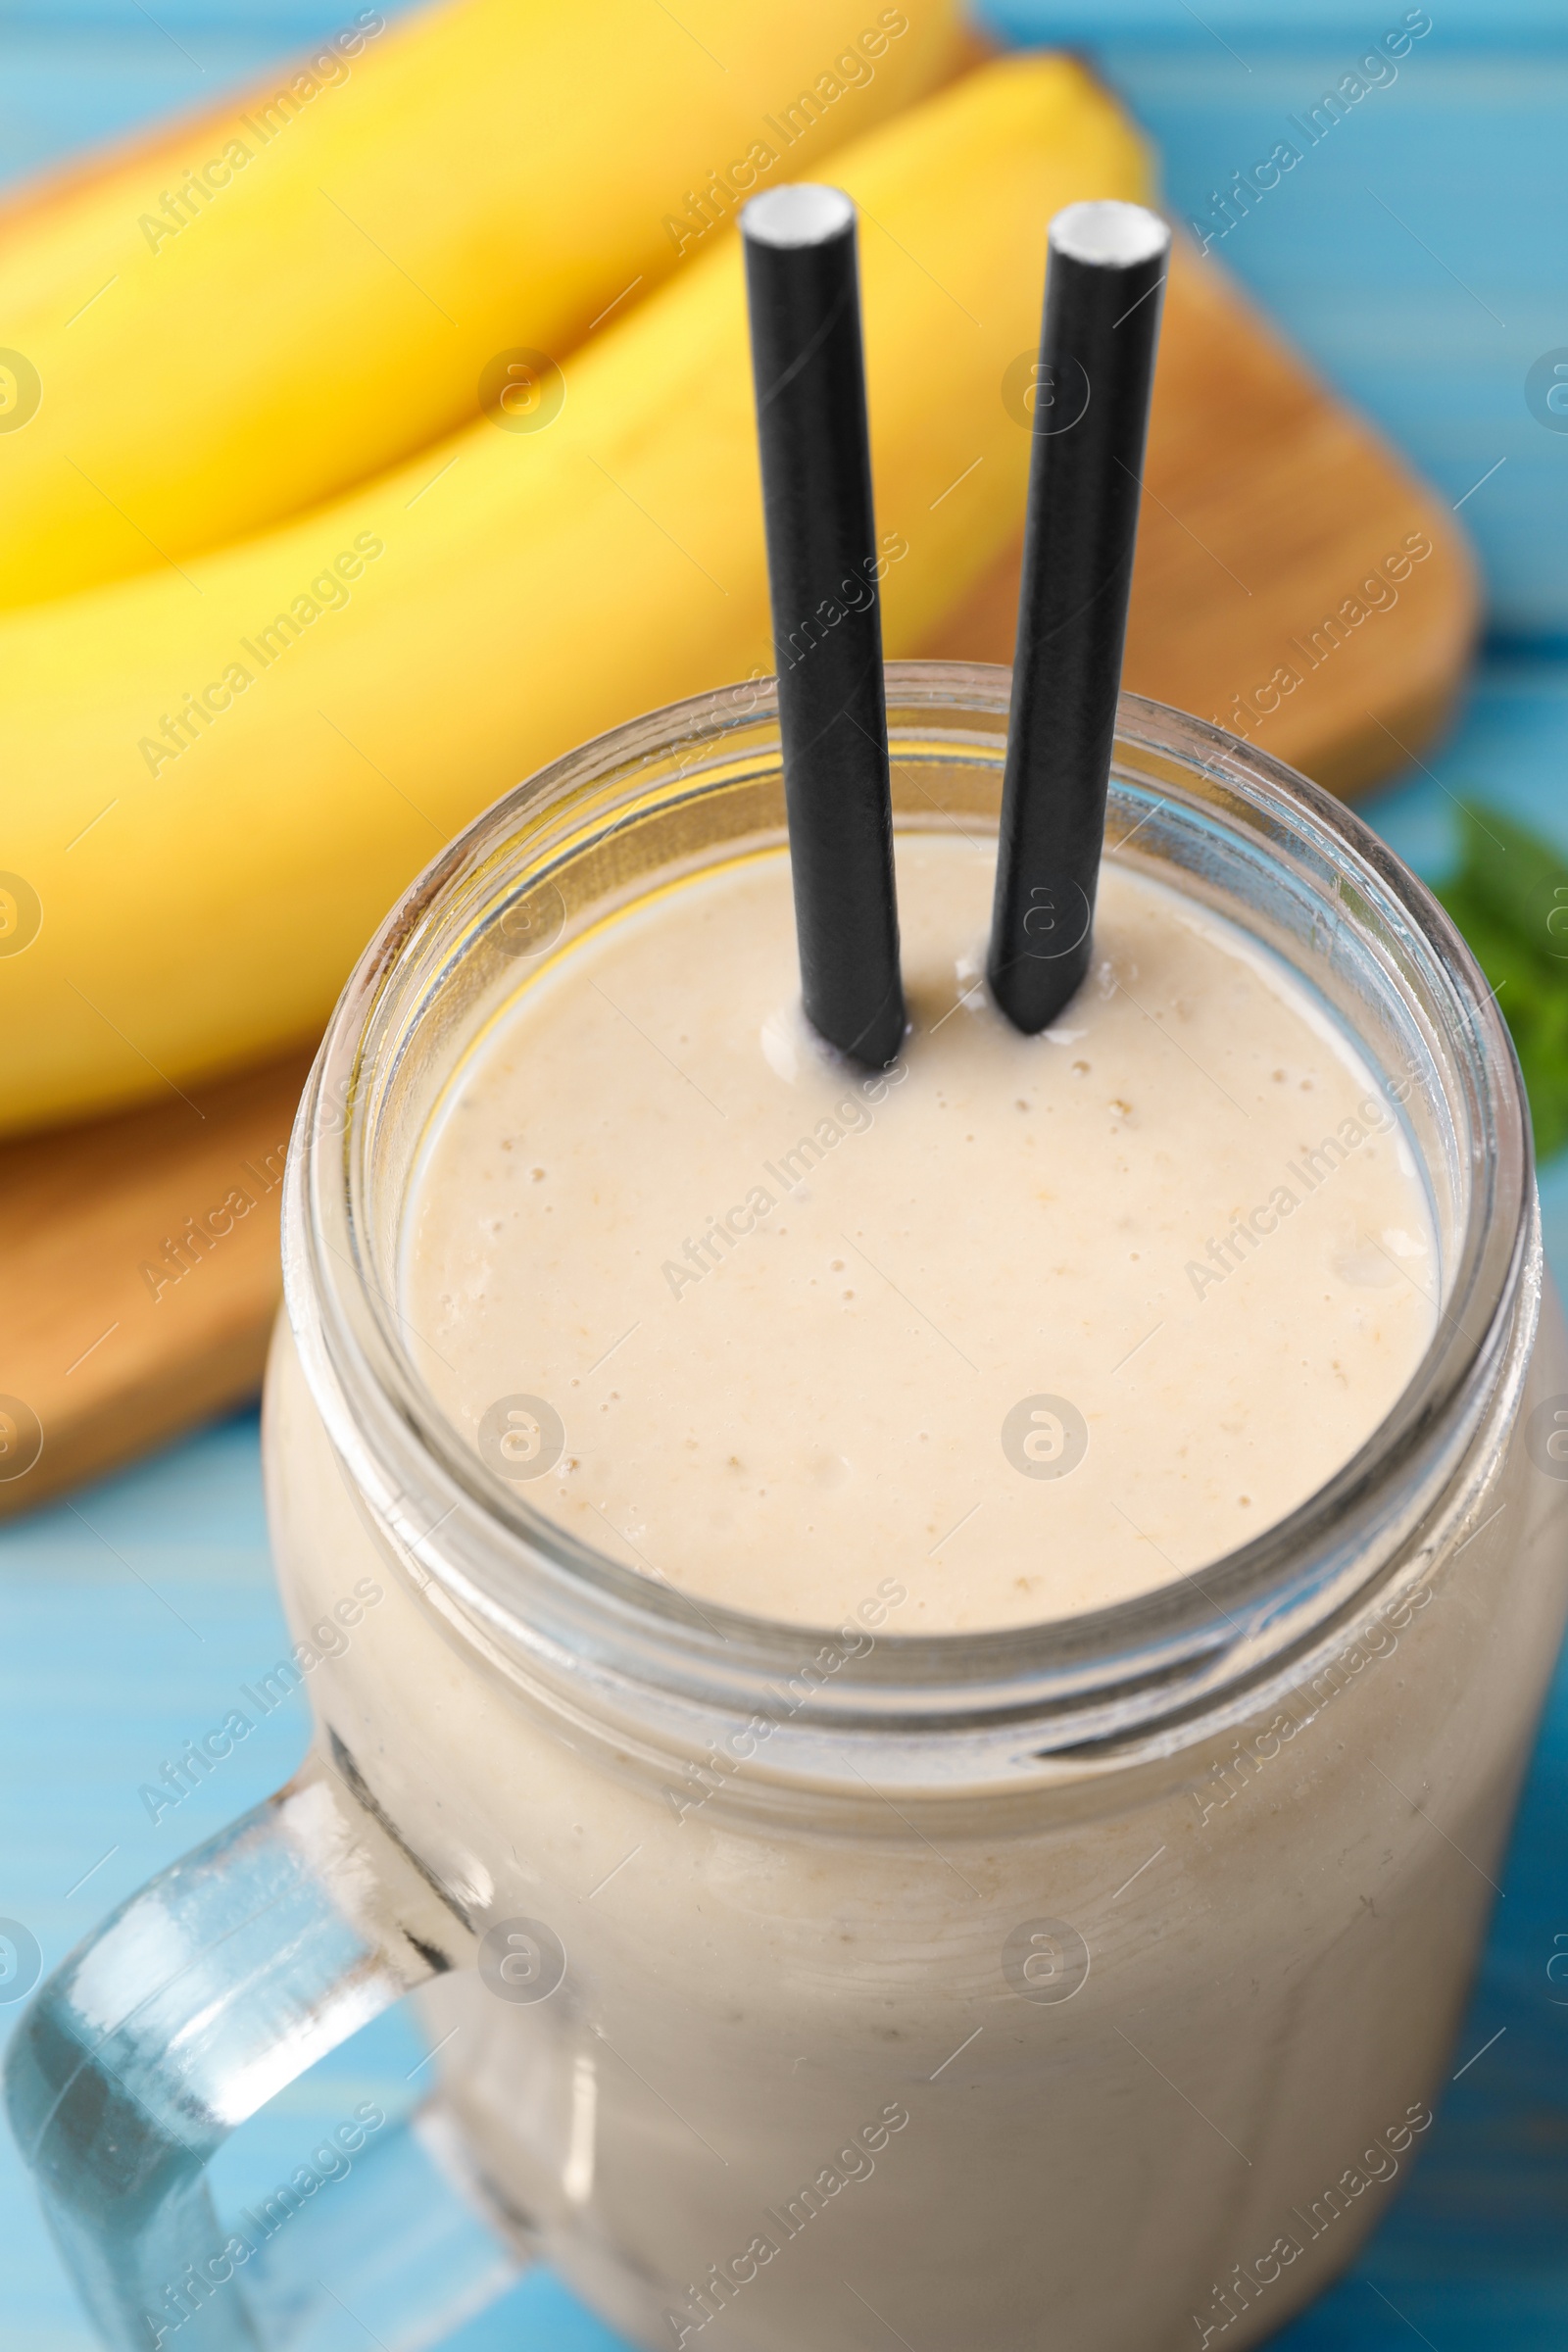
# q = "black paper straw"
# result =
<box><xmin>741</xmin><ymin>184</ymin><xmax>905</xmax><ymax>1069</ymax></box>
<box><xmin>988</xmin><ymin>200</ymin><xmax>1171</xmax><ymax>1034</ymax></box>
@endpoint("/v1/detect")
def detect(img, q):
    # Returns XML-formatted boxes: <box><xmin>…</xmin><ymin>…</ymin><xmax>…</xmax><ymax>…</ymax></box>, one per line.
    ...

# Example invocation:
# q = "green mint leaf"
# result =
<box><xmin>1433</xmin><ymin>804</ymin><xmax>1568</xmax><ymax>1163</ymax></box>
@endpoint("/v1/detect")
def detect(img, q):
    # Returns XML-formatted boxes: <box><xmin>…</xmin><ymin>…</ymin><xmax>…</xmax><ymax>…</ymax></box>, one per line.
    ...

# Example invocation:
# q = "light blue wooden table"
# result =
<box><xmin>3</xmin><ymin>7</ymin><xmax>1568</xmax><ymax>2346</ymax></box>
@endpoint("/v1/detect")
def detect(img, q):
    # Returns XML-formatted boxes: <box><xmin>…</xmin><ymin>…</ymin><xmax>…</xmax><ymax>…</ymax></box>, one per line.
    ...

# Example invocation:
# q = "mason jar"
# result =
<box><xmin>10</xmin><ymin>668</ymin><xmax>1567</xmax><ymax>2352</ymax></box>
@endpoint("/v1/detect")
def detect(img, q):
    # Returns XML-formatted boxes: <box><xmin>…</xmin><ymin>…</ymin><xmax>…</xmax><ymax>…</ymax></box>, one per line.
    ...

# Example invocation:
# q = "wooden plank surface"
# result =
<box><xmin>0</xmin><ymin>230</ymin><xmax>1478</xmax><ymax>1517</ymax></box>
<box><xmin>991</xmin><ymin>0</ymin><xmax>1568</xmax><ymax>642</ymax></box>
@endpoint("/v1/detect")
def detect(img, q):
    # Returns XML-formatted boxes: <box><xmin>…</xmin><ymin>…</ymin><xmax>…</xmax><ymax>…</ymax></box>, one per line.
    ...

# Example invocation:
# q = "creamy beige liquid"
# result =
<box><xmin>264</xmin><ymin>823</ymin><xmax>1568</xmax><ymax>2352</ymax></box>
<box><xmin>402</xmin><ymin>834</ymin><xmax>1437</xmax><ymax>1627</ymax></box>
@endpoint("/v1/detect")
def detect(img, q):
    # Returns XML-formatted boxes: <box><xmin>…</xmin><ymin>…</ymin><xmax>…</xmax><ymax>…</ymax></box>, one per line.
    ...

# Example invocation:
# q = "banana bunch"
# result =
<box><xmin>0</xmin><ymin>32</ymin><xmax>1150</xmax><ymax>1133</ymax></box>
<box><xmin>0</xmin><ymin>0</ymin><xmax>960</xmax><ymax>606</ymax></box>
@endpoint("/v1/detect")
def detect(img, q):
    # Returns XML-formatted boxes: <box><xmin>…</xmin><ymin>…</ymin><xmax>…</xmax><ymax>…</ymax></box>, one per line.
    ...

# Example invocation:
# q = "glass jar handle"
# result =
<box><xmin>4</xmin><ymin>1752</ymin><xmax>525</xmax><ymax>2350</ymax></box>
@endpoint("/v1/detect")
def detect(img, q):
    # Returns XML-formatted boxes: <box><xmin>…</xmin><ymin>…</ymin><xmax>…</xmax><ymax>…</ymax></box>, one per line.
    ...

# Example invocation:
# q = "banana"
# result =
<box><xmin>0</xmin><ymin>0</ymin><xmax>961</xmax><ymax>608</ymax></box>
<box><xmin>0</xmin><ymin>55</ymin><xmax>1150</xmax><ymax>1134</ymax></box>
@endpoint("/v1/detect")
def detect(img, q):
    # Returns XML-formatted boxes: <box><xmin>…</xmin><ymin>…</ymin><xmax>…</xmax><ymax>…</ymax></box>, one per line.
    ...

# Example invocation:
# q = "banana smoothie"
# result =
<box><xmin>263</xmin><ymin>794</ymin><xmax>1568</xmax><ymax>2352</ymax></box>
<box><xmin>399</xmin><ymin>832</ymin><xmax>1437</xmax><ymax>1621</ymax></box>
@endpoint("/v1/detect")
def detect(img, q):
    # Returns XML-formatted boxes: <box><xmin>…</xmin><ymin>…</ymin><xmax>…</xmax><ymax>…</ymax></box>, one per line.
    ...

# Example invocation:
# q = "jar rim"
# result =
<box><xmin>282</xmin><ymin>664</ymin><xmax>1534</xmax><ymax>1762</ymax></box>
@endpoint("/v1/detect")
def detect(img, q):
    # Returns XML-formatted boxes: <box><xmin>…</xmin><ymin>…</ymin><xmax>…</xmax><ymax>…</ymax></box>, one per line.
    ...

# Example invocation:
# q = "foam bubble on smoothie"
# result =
<box><xmin>400</xmin><ymin>834</ymin><xmax>1437</xmax><ymax>1632</ymax></box>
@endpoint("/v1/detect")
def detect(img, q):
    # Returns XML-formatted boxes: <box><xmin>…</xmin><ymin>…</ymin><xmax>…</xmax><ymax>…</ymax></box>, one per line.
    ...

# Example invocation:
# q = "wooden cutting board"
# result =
<box><xmin>0</xmin><ymin>239</ymin><xmax>1476</xmax><ymax>1517</ymax></box>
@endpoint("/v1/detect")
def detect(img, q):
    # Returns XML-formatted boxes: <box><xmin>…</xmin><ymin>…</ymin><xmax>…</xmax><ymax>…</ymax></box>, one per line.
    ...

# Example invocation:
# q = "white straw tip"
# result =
<box><xmin>1050</xmin><ymin>200</ymin><xmax>1171</xmax><ymax>269</ymax></box>
<box><xmin>741</xmin><ymin>183</ymin><xmax>855</xmax><ymax>249</ymax></box>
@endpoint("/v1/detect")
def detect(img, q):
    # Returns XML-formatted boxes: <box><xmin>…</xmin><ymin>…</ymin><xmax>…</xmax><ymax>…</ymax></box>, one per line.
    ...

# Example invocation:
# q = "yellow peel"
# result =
<box><xmin>0</xmin><ymin>54</ymin><xmax>1150</xmax><ymax>1132</ymax></box>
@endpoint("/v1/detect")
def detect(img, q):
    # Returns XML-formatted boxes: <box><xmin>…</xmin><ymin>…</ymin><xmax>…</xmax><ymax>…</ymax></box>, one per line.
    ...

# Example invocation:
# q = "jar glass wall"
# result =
<box><xmin>264</xmin><ymin>667</ymin><xmax>1568</xmax><ymax>2352</ymax></box>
